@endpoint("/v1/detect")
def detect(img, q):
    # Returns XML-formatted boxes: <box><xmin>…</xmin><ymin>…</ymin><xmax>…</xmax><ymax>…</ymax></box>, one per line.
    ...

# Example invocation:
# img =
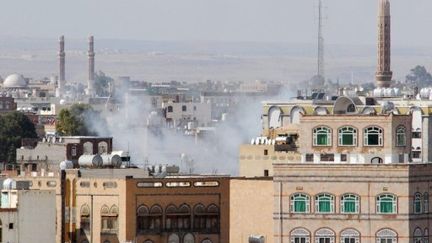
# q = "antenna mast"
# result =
<box><xmin>317</xmin><ymin>0</ymin><xmax>325</xmax><ymax>79</ymax></box>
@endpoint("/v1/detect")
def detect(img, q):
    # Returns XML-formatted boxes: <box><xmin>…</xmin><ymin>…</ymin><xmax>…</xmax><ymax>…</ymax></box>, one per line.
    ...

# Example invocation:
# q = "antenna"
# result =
<box><xmin>317</xmin><ymin>0</ymin><xmax>325</xmax><ymax>80</ymax></box>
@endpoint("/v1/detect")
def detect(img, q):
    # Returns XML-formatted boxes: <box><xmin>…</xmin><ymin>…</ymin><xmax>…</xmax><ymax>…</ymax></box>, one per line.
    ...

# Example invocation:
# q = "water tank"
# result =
<box><xmin>78</xmin><ymin>154</ymin><xmax>103</xmax><ymax>168</ymax></box>
<box><xmin>2</xmin><ymin>178</ymin><xmax>16</xmax><ymax>190</ymax></box>
<box><xmin>59</xmin><ymin>160</ymin><xmax>74</xmax><ymax>170</ymax></box>
<box><xmin>100</xmin><ymin>154</ymin><xmax>122</xmax><ymax>168</ymax></box>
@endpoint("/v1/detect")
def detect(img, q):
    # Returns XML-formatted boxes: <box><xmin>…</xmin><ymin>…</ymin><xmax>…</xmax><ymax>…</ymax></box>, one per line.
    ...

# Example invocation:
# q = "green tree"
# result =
<box><xmin>406</xmin><ymin>65</ymin><xmax>432</xmax><ymax>87</ymax></box>
<box><xmin>0</xmin><ymin>112</ymin><xmax>37</xmax><ymax>163</ymax></box>
<box><xmin>56</xmin><ymin>104</ymin><xmax>107</xmax><ymax>136</ymax></box>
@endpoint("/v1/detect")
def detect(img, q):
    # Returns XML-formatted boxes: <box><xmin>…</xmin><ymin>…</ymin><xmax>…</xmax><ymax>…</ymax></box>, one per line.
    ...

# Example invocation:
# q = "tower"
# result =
<box><xmin>317</xmin><ymin>0</ymin><xmax>324</xmax><ymax>80</ymax></box>
<box><xmin>376</xmin><ymin>0</ymin><xmax>392</xmax><ymax>88</ymax></box>
<box><xmin>57</xmin><ymin>35</ymin><xmax>65</xmax><ymax>97</ymax></box>
<box><xmin>87</xmin><ymin>36</ymin><xmax>95</xmax><ymax>96</ymax></box>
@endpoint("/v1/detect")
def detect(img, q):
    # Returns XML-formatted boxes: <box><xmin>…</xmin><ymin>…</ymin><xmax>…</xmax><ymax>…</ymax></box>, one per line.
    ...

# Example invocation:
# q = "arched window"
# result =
<box><xmin>201</xmin><ymin>239</ymin><xmax>212</xmax><ymax>243</ymax></box>
<box><xmin>136</xmin><ymin>205</ymin><xmax>150</xmax><ymax>232</ymax></box>
<box><xmin>193</xmin><ymin>204</ymin><xmax>206</xmax><ymax>231</ymax></box>
<box><xmin>144</xmin><ymin>240</ymin><xmax>154</xmax><ymax>243</ymax></box>
<box><xmin>80</xmin><ymin>204</ymin><xmax>90</xmax><ymax>235</ymax></box>
<box><xmin>83</xmin><ymin>142</ymin><xmax>93</xmax><ymax>155</ymax></box>
<box><xmin>315</xmin><ymin>194</ymin><xmax>334</xmax><ymax>213</ymax></box>
<box><xmin>183</xmin><ymin>233</ymin><xmax>195</xmax><ymax>243</ymax></box>
<box><xmin>341</xmin><ymin>194</ymin><xmax>359</xmax><ymax>214</ymax></box>
<box><xmin>376</xmin><ymin>229</ymin><xmax>397</xmax><ymax>243</ymax></box>
<box><xmin>149</xmin><ymin>205</ymin><xmax>162</xmax><ymax>231</ymax></box>
<box><xmin>424</xmin><ymin>193</ymin><xmax>429</xmax><ymax>213</ymax></box>
<box><xmin>347</xmin><ymin>104</ymin><xmax>356</xmax><ymax>113</ymax></box>
<box><xmin>338</xmin><ymin>127</ymin><xmax>357</xmax><ymax>146</ymax></box>
<box><xmin>364</xmin><ymin>126</ymin><xmax>383</xmax><ymax>146</ymax></box>
<box><xmin>414</xmin><ymin>228</ymin><xmax>423</xmax><ymax>243</ymax></box>
<box><xmin>269</xmin><ymin>106</ymin><xmax>282</xmax><ymax>128</ymax></box>
<box><xmin>424</xmin><ymin>228</ymin><xmax>429</xmax><ymax>243</ymax></box>
<box><xmin>396</xmin><ymin>126</ymin><xmax>406</xmax><ymax>146</ymax></box>
<box><xmin>168</xmin><ymin>233</ymin><xmax>180</xmax><ymax>243</ymax></box>
<box><xmin>165</xmin><ymin>205</ymin><xmax>178</xmax><ymax>230</ymax></box>
<box><xmin>371</xmin><ymin>157</ymin><xmax>383</xmax><ymax>164</ymax></box>
<box><xmin>101</xmin><ymin>205</ymin><xmax>118</xmax><ymax>234</ymax></box>
<box><xmin>414</xmin><ymin>193</ymin><xmax>422</xmax><ymax>214</ymax></box>
<box><xmin>290</xmin><ymin>107</ymin><xmax>304</xmax><ymax>124</ymax></box>
<box><xmin>315</xmin><ymin>228</ymin><xmax>335</xmax><ymax>243</ymax></box>
<box><xmin>290</xmin><ymin>228</ymin><xmax>310</xmax><ymax>243</ymax></box>
<box><xmin>290</xmin><ymin>193</ymin><xmax>310</xmax><ymax>213</ymax></box>
<box><xmin>376</xmin><ymin>194</ymin><xmax>397</xmax><ymax>214</ymax></box>
<box><xmin>313</xmin><ymin>127</ymin><xmax>332</xmax><ymax>146</ymax></box>
<box><xmin>177</xmin><ymin>204</ymin><xmax>191</xmax><ymax>230</ymax></box>
<box><xmin>340</xmin><ymin>228</ymin><xmax>360</xmax><ymax>243</ymax></box>
<box><xmin>206</xmin><ymin>204</ymin><xmax>220</xmax><ymax>233</ymax></box>
<box><xmin>98</xmin><ymin>141</ymin><xmax>108</xmax><ymax>154</ymax></box>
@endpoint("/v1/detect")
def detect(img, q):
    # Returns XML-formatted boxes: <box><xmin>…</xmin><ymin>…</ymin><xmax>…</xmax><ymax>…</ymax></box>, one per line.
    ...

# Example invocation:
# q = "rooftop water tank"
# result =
<box><xmin>78</xmin><ymin>154</ymin><xmax>103</xmax><ymax>168</ymax></box>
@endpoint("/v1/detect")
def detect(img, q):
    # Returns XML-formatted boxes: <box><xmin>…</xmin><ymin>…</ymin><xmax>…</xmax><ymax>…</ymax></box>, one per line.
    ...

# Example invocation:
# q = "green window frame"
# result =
<box><xmin>313</xmin><ymin>127</ymin><xmax>332</xmax><ymax>146</ymax></box>
<box><xmin>290</xmin><ymin>193</ymin><xmax>310</xmax><ymax>213</ymax></box>
<box><xmin>376</xmin><ymin>194</ymin><xmax>397</xmax><ymax>214</ymax></box>
<box><xmin>338</xmin><ymin>126</ymin><xmax>357</xmax><ymax>146</ymax></box>
<box><xmin>396</xmin><ymin>126</ymin><xmax>406</xmax><ymax>146</ymax></box>
<box><xmin>414</xmin><ymin>193</ymin><xmax>422</xmax><ymax>214</ymax></box>
<box><xmin>341</xmin><ymin>194</ymin><xmax>359</xmax><ymax>214</ymax></box>
<box><xmin>315</xmin><ymin>194</ymin><xmax>334</xmax><ymax>213</ymax></box>
<box><xmin>364</xmin><ymin>126</ymin><xmax>383</xmax><ymax>146</ymax></box>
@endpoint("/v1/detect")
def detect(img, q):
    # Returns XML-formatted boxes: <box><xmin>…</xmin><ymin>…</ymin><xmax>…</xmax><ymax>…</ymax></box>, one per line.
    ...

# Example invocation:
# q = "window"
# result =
<box><xmin>424</xmin><ymin>193</ymin><xmax>429</xmax><ymax>213</ymax></box>
<box><xmin>264</xmin><ymin>170</ymin><xmax>269</xmax><ymax>177</ymax></box>
<box><xmin>313</xmin><ymin>127</ymin><xmax>331</xmax><ymax>146</ymax></box>
<box><xmin>395</xmin><ymin>126</ymin><xmax>406</xmax><ymax>146</ymax></box>
<box><xmin>341</xmin><ymin>154</ymin><xmax>347</xmax><ymax>162</ymax></box>
<box><xmin>290</xmin><ymin>193</ymin><xmax>310</xmax><ymax>213</ymax></box>
<box><xmin>182</xmin><ymin>105</ymin><xmax>187</xmax><ymax>112</ymax></box>
<box><xmin>71</xmin><ymin>145</ymin><xmax>77</xmax><ymax>156</ymax></box>
<box><xmin>412</xmin><ymin>131</ymin><xmax>422</xmax><ymax>139</ymax></box>
<box><xmin>340</xmin><ymin>229</ymin><xmax>360</xmax><ymax>243</ymax></box>
<box><xmin>376</xmin><ymin>229</ymin><xmax>397</xmax><ymax>243</ymax></box>
<box><xmin>338</xmin><ymin>127</ymin><xmax>357</xmax><ymax>146</ymax></box>
<box><xmin>320</xmin><ymin>154</ymin><xmax>334</xmax><ymax>162</ymax></box>
<box><xmin>306</xmin><ymin>154</ymin><xmax>314</xmax><ymax>162</ymax></box>
<box><xmin>315</xmin><ymin>228</ymin><xmax>335</xmax><ymax>243</ymax></box>
<box><xmin>165</xmin><ymin>205</ymin><xmax>178</xmax><ymax>231</ymax></box>
<box><xmin>412</xmin><ymin>151</ymin><xmax>421</xmax><ymax>159</ymax></box>
<box><xmin>290</xmin><ymin>228</ymin><xmax>310</xmax><ymax>243</ymax></box>
<box><xmin>80</xmin><ymin>205</ymin><xmax>90</xmax><ymax>235</ymax></box>
<box><xmin>364</xmin><ymin>126</ymin><xmax>383</xmax><ymax>146</ymax></box>
<box><xmin>177</xmin><ymin>204</ymin><xmax>191</xmax><ymax>230</ymax></box>
<box><xmin>414</xmin><ymin>193</ymin><xmax>422</xmax><ymax>214</ymax></box>
<box><xmin>315</xmin><ymin>194</ymin><xmax>334</xmax><ymax>213</ymax></box>
<box><xmin>341</xmin><ymin>194</ymin><xmax>359</xmax><ymax>214</ymax></box>
<box><xmin>414</xmin><ymin>228</ymin><xmax>423</xmax><ymax>243</ymax></box>
<box><xmin>264</xmin><ymin>149</ymin><xmax>268</xmax><ymax>156</ymax></box>
<box><xmin>424</xmin><ymin>228</ymin><xmax>429</xmax><ymax>243</ymax></box>
<box><xmin>376</xmin><ymin>194</ymin><xmax>397</xmax><ymax>214</ymax></box>
<box><xmin>137</xmin><ymin>205</ymin><xmax>150</xmax><ymax>232</ymax></box>
<box><xmin>193</xmin><ymin>204</ymin><xmax>219</xmax><ymax>233</ymax></box>
<box><xmin>101</xmin><ymin>205</ymin><xmax>118</xmax><ymax>234</ymax></box>
<box><xmin>98</xmin><ymin>141</ymin><xmax>108</xmax><ymax>154</ymax></box>
<box><xmin>184</xmin><ymin>233</ymin><xmax>195</xmax><ymax>243</ymax></box>
<box><xmin>167</xmin><ymin>106</ymin><xmax>173</xmax><ymax>112</ymax></box>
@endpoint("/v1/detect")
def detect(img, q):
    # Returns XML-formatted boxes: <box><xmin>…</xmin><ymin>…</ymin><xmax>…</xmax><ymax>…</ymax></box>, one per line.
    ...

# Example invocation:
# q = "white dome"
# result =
<box><xmin>3</xmin><ymin>73</ymin><xmax>27</xmax><ymax>88</ymax></box>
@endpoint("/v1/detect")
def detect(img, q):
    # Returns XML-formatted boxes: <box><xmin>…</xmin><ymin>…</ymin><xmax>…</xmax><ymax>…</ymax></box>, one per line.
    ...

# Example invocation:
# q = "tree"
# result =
<box><xmin>406</xmin><ymin>65</ymin><xmax>432</xmax><ymax>87</ymax></box>
<box><xmin>94</xmin><ymin>71</ymin><xmax>114</xmax><ymax>97</ymax></box>
<box><xmin>56</xmin><ymin>104</ymin><xmax>107</xmax><ymax>136</ymax></box>
<box><xmin>0</xmin><ymin>112</ymin><xmax>37</xmax><ymax>163</ymax></box>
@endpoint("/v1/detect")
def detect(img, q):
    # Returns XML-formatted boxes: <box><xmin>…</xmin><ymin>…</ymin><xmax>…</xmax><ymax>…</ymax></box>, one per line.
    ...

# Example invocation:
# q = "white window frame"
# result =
<box><xmin>364</xmin><ymin>126</ymin><xmax>383</xmax><ymax>146</ymax></box>
<box><xmin>315</xmin><ymin>228</ymin><xmax>335</xmax><ymax>243</ymax></box>
<box><xmin>290</xmin><ymin>228</ymin><xmax>311</xmax><ymax>243</ymax></box>
<box><xmin>315</xmin><ymin>194</ymin><xmax>334</xmax><ymax>214</ymax></box>
<box><xmin>340</xmin><ymin>194</ymin><xmax>360</xmax><ymax>214</ymax></box>
<box><xmin>290</xmin><ymin>193</ymin><xmax>310</xmax><ymax>214</ymax></box>
<box><xmin>340</xmin><ymin>229</ymin><xmax>360</xmax><ymax>243</ymax></box>
<box><xmin>338</xmin><ymin>126</ymin><xmax>357</xmax><ymax>146</ymax></box>
<box><xmin>313</xmin><ymin>126</ymin><xmax>332</xmax><ymax>146</ymax></box>
<box><xmin>376</xmin><ymin>194</ymin><xmax>397</xmax><ymax>214</ymax></box>
<box><xmin>376</xmin><ymin>229</ymin><xmax>397</xmax><ymax>243</ymax></box>
<box><xmin>395</xmin><ymin>126</ymin><xmax>407</xmax><ymax>147</ymax></box>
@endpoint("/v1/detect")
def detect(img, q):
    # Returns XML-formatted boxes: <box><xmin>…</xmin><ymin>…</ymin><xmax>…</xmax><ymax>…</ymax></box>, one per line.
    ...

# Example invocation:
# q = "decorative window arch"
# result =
<box><xmin>269</xmin><ymin>106</ymin><xmax>283</xmax><ymax>128</ymax></box>
<box><xmin>290</xmin><ymin>193</ymin><xmax>310</xmax><ymax>213</ymax></box>
<box><xmin>414</xmin><ymin>228</ymin><xmax>423</xmax><ymax>243</ymax></box>
<box><xmin>80</xmin><ymin>204</ymin><xmax>90</xmax><ymax>235</ymax></box>
<box><xmin>396</xmin><ymin>126</ymin><xmax>407</xmax><ymax>147</ymax></box>
<box><xmin>340</xmin><ymin>228</ymin><xmax>360</xmax><ymax>243</ymax></box>
<box><xmin>168</xmin><ymin>233</ymin><xmax>180</xmax><ymax>243</ymax></box>
<box><xmin>183</xmin><ymin>233</ymin><xmax>195</xmax><ymax>243</ymax></box>
<box><xmin>101</xmin><ymin>204</ymin><xmax>118</xmax><ymax>233</ymax></box>
<box><xmin>315</xmin><ymin>193</ymin><xmax>334</xmax><ymax>213</ymax></box>
<box><xmin>290</xmin><ymin>228</ymin><xmax>310</xmax><ymax>243</ymax></box>
<box><xmin>376</xmin><ymin>194</ymin><xmax>397</xmax><ymax>214</ymax></box>
<box><xmin>83</xmin><ymin>141</ymin><xmax>93</xmax><ymax>155</ymax></box>
<box><xmin>110</xmin><ymin>205</ymin><xmax>119</xmax><ymax>215</ymax></box>
<box><xmin>206</xmin><ymin>204</ymin><xmax>220</xmax><ymax>233</ymax></box>
<box><xmin>364</xmin><ymin>126</ymin><xmax>383</xmax><ymax>146</ymax></box>
<box><xmin>376</xmin><ymin>229</ymin><xmax>397</xmax><ymax>243</ymax></box>
<box><xmin>315</xmin><ymin>228</ymin><xmax>335</xmax><ymax>243</ymax></box>
<box><xmin>165</xmin><ymin>204</ymin><xmax>178</xmax><ymax>230</ymax></box>
<box><xmin>313</xmin><ymin>126</ymin><xmax>332</xmax><ymax>146</ymax></box>
<box><xmin>414</xmin><ymin>193</ymin><xmax>422</xmax><ymax>214</ymax></box>
<box><xmin>340</xmin><ymin>194</ymin><xmax>359</xmax><ymax>214</ymax></box>
<box><xmin>148</xmin><ymin>205</ymin><xmax>162</xmax><ymax>231</ymax></box>
<box><xmin>338</xmin><ymin>126</ymin><xmax>357</xmax><ymax>146</ymax></box>
<box><xmin>201</xmin><ymin>239</ymin><xmax>212</xmax><ymax>243</ymax></box>
<box><xmin>177</xmin><ymin>204</ymin><xmax>191</xmax><ymax>230</ymax></box>
<box><xmin>144</xmin><ymin>240</ymin><xmax>154</xmax><ymax>243</ymax></box>
<box><xmin>98</xmin><ymin>141</ymin><xmax>108</xmax><ymax>154</ymax></box>
<box><xmin>136</xmin><ymin>205</ymin><xmax>150</xmax><ymax>232</ymax></box>
<box><xmin>101</xmin><ymin>205</ymin><xmax>110</xmax><ymax>215</ymax></box>
<box><xmin>290</xmin><ymin>106</ymin><xmax>305</xmax><ymax>124</ymax></box>
<box><xmin>193</xmin><ymin>204</ymin><xmax>206</xmax><ymax>231</ymax></box>
<box><xmin>424</xmin><ymin>193</ymin><xmax>429</xmax><ymax>213</ymax></box>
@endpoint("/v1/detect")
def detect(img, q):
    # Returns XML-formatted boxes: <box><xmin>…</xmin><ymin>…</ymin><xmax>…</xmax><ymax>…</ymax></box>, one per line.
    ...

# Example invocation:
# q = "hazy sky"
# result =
<box><xmin>0</xmin><ymin>0</ymin><xmax>431</xmax><ymax>46</ymax></box>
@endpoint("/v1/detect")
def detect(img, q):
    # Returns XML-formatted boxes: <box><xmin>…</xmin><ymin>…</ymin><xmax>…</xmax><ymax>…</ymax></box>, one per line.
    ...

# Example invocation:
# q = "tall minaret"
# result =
<box><xmin>375</xmin><ymin>0</ymin><xmax>392</xmax><ymax>88</ymax></box>
<box><xmin>87</xmin><ymin>35</ymin><xmax>95</xmax><ymax>96</ymax></box>
<box><xmin>57</xmin><ymin>35</ymin><xmax>66</xmax><ymax>97</ymax></box>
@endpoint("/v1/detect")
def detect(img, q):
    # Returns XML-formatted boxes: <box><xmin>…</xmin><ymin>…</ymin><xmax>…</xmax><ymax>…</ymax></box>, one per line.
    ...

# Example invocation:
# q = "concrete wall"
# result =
<box><xmin>229</xmin><ymin>178</ymin><xmax>273</xmax><ymax>243</ymax></box>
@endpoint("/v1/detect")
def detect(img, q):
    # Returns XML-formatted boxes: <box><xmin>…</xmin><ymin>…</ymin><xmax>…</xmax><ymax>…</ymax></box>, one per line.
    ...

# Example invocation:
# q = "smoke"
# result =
<box><xmin>87</xmin><ymin>83</ymin><xmax>295</xmax><ymax>175</ymax></box>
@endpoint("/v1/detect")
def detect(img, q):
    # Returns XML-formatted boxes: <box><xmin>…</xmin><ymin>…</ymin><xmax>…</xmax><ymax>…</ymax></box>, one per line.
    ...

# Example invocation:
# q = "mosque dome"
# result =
<box><xmin>3</xmin><ymin>73</ymin><xmax>27</xmax><ymax>88</ymax></box>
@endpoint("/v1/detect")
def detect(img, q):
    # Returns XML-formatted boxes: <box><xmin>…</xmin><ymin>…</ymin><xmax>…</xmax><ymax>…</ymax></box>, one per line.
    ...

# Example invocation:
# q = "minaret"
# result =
<box><xmin>87</xmin><ymin>36</ymin><xmax>95</xmax><ymax>96</ymax></box>
<box><xmin>57</xmin><ymin>35</ymin><xmax>66</xmax><ymax>97</ymax></box>
<box><xmin>375</xmin><ymin>0</ymin><xmax>392</xmax><ymax>88</ymax></box>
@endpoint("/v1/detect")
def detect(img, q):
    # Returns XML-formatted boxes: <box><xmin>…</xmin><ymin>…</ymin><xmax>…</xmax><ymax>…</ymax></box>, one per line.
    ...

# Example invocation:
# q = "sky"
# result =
<box><xmin>0</xmin><ymin>0</ymin><xmax>431</xmax><ymax>46</ymax></box>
